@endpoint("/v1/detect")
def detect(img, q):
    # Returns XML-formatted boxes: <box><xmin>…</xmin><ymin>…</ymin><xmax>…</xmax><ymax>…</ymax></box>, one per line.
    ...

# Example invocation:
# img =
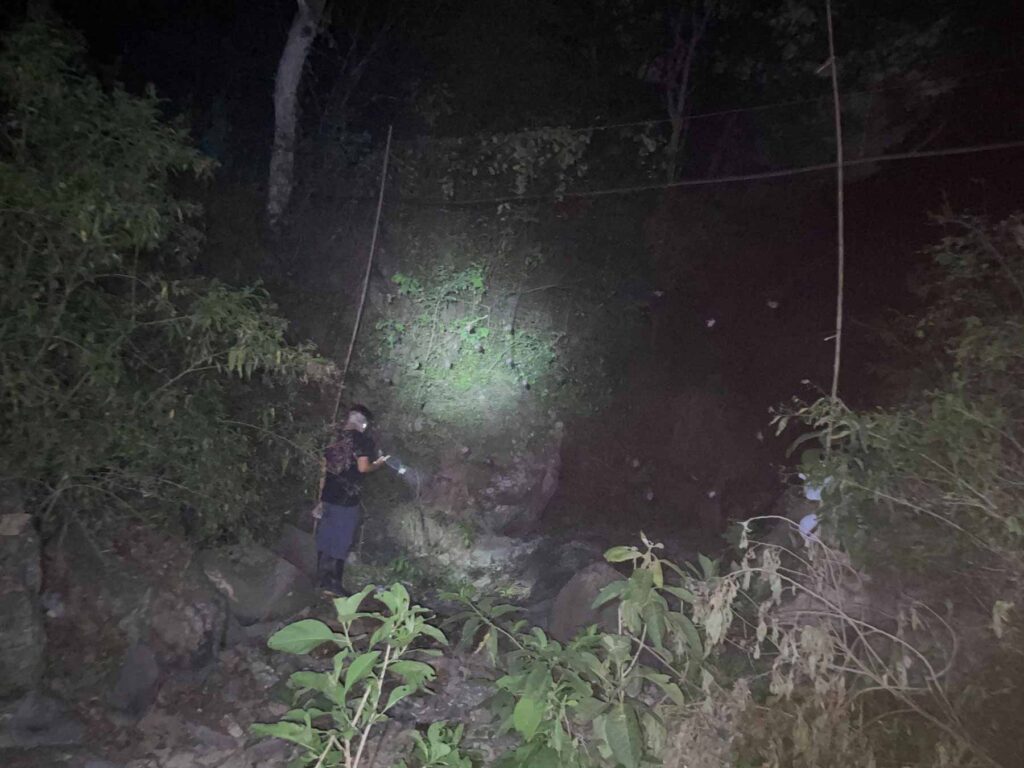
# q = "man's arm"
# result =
<box><xmin>355</xmin><ymin>434</ymin><xmax>388</xmax><ymax>473</ymax></box>
<box><xmin>357</xmin><ymin>454</ymin><xmax>389</xmax><ymax>473</ymax></box>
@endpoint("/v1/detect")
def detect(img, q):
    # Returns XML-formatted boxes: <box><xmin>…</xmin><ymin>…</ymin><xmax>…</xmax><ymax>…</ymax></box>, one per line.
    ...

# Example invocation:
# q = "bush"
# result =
<box><xmin>259</xmin><ymin>526</ymin><xmax>1006</xmax><ymax>767</ymax></box>
<box><xmin>0</xmin><ymin>19</ymin><xmax>327</xmax><ymax>538</ymax></box>
<box><xmin>253</xmin><ymin>584</ymin><xmax>461</xmax><ymax>768</ymax></box>
<box><xmin>777</xmin><ymin>213</ymin><xmax>1024</xmax><ymax>576</ymax></box>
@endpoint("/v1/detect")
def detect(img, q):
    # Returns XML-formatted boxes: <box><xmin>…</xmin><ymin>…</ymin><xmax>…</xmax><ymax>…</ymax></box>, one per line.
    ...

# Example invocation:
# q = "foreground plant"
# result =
<box><xmin>445</xmin><ymin>535</ymin><xmax>711</xmax><ymax>768</ymax></box>
<box><xmin>396</xmin><ymin>721</ymin><xmax>475</xmax><ymax>768</ymax></box>
<box><xmin>253</xmin><ymin>583</ymin><xmax>454</xmax><ymax>767</ymax></box>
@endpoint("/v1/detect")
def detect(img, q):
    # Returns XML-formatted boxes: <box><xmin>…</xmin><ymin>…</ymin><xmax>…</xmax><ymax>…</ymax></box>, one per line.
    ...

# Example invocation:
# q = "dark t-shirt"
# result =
<box><xmin>321</xmin><ymin>430</ymin><xmax>376</xmax><ymax>506</ymax></box>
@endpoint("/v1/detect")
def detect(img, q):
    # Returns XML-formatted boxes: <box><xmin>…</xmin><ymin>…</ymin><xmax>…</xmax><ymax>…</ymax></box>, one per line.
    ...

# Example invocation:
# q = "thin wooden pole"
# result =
<box><xmin>825</xmin><ymin>0</ymin><xmax>845</xmax><ymax>449</ymax></box>
<box><xmin>315</xmin><ymin>125</ymin><xmax>394</xmax><ymax>513</ymax></box>
<box><xmin>332</xmin><ymin>124</ymin><xmax>394</xmax><ymax>423</ymax></box>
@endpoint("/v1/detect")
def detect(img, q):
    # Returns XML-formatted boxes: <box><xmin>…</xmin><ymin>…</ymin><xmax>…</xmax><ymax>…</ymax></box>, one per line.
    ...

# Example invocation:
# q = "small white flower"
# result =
<box><xmin>705</xmin><ymin>318</ymin><xmax>716</xmax><ymax>328</ymax></box>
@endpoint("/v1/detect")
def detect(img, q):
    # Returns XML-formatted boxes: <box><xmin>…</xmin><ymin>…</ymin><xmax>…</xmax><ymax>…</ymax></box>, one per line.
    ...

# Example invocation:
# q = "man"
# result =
<box><xmin>314</xmin><ymin>405</ymin><xmax>389</xmax><ymax>594</ymax></box>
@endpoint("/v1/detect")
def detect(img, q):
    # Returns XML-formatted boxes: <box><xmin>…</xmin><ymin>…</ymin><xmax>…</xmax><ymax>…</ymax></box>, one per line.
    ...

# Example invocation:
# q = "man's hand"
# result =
<box><xmin>374</xmin><ymin>454</ymin><xmax>391</xmax><ymax>466</ymax></box>
<box><xmin>312</xmin><ymin>502</ymin><xmax>324</xmax><ymax>520</ymax></box>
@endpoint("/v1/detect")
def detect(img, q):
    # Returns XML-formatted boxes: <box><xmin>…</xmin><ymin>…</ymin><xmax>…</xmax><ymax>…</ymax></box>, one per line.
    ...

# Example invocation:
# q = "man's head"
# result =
<box><xmin>344</xmin><ymin>404</ymin><xmax>374</xmax><ymax>432</ymax></box>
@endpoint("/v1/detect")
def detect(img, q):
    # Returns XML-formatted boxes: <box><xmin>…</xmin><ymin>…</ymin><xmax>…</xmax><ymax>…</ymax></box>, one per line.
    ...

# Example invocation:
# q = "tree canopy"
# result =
<box><xmin>0</xmin><ymin>19</ymin><xmax>326</xmax><ymax>538</ymax></box>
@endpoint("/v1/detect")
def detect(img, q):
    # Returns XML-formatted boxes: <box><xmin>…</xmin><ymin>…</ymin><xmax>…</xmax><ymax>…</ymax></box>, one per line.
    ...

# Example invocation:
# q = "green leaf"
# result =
<box><xmin>489</xmin><ymin>604</ymin><xmax>521</xmax><ymax>618</ymax></box>
<box><xmin>642</xmin><ymin>602</ymin><xmax>666</xmax><ymax>651</ymax></box>
<box><xmin>641</xmin><ymin>709</ymin><xmax>668</xmax><ymax>755</ymax></box>
<box><xmin>288</xmin><ymin>671</ymin><xmax>343</xmax><ymax>704</ymax></box>
<box><xmin>512</xmin><ymin>696</ymin><xmax>544</xmax><ymax>740</ymax></box>
<box><xmin>458</xmin><ymin>617</ymin><xmax>481</xmax><ymax>649</ymax></box>
<box><xmin>378</xmin><ymin>582</ymin><xmax>411</xmax><ymax>614</ymax></box>
<box><xmin>601</xmin><ymin>633</ymin><xmax>631</xmax><ymax>663</ymax></box>
<box><xmin>523</xmin><ymin>664</ymin><xmax>551</xmax><ymax>698</ymax></box>
<box><xmin>344</xmin><ymin>650</ymin><xmax>381</xmax><ymax>692</ymax></box>
<box><xmin>250</xmin><ymin>721</ymin><xmax>319</xmax><ymax>750</ymax></box>
<box><xmin>389</xmin><ymin>659</ymin><xmax>436</xmax><ymax>688</ymax></box>
<box><xmin>669</xmin><ymin>612</ymin><xmax>703</xmax><ymax>658</ymax></box>
<box><xmin>651</xmin><ymin>559</ymin><xmax>664</xmax><ymax>588</ymax></box>
<box><xmin>267</xmin><ymin>619</ymin><xmax>340</xmax><ymax>654</ymax></box>
<box><xmin>663</xmin><ymin>585</ymin><xmax>695</xmax><ymax>604</ymax></box>
<box><xmin>646</xmin><ymin>674</ymin><xmax>686</xmax><ymax>707</ymax></box>
<box><xmin>605</xmin><ymin>546</ymin><xmax>640</xmax><ymax>563</ymax></box>
<box><xmin>419</xmin><ymin>622</ymin><xmax>449</xmax><ymax>646</ymax></box>
<box><xmin>333</xmin><ymin>585</ymin><xmax>374</xmax><ymax>619</ymax></box>
<box><xmin>385</xmin><ymin>683</ymin><xmax>416</xmax><ymax>712</ymax></box>
<box><xmin>698</xmin><ymin>554</ymin><xmax>716</xmax><ymax>579</ymax></box>
<box><xmin>574</xmin><ymin>695</ymin><xmax>609</xmax><ymax>722</ymax></box>
<box><xmin>604</xmin><ymin>702</ymin><xmax>643</xmax><ymax>768</ymax></box>
<box><xmin>592</xmin><ymin>579</ymin><xmax>627</xmax><ymax>608</ymax></box>
<box><xmin>370</xmin><ymin>616</ymin><xmax>397</xmax><ymax>647</ymax></box>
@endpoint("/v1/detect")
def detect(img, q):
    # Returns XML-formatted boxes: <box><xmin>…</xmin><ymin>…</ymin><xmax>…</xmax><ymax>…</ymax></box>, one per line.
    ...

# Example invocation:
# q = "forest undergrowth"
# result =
<box><xmin>255</xmin><ymin>216</ymin><xmax>1024</xmax><ymax>767</ymax></box>
<box><xmin>3</xmin><ymin>16</ymin><xmax>1023</xmax><ymax>768</ymax></box>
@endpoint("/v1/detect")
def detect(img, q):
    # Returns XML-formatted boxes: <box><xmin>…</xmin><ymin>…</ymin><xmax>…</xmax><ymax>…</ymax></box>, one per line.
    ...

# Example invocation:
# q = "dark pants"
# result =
<box><xmin>315</xmin><ymin>503</ymin><xmax>360</xmax><ymax>591</ymax></box>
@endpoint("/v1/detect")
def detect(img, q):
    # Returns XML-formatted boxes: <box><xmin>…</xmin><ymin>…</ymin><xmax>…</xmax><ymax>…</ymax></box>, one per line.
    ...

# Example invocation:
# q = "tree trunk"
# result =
<box><xmin>662</xmin><ymin>7</ymin><xmax>706</xmax><ymax>183</ymax></box>
<box><xmin>267</xmin><ymin>0</ymin><xmax>325</xmax><ymax>231</ymax></box>
<box><xmin>665</xmin><ymin>115</ymin><xmax>685</xmax><ymax>183</ymax></box>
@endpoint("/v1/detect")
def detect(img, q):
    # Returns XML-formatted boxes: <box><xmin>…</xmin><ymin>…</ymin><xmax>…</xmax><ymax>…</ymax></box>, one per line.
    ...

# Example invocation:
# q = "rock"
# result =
<box><xmin>393</xmin><ymin>666</ymin><xmax>493</xmax><ymax>726</ymax></box>
<box><xmin>548</xmin><ymin>562</ymin><xmax>624</xmax><ymax>642</ymax></box>
<box><xmin>200</xmin><ymin>543</ymin><xmax>316</xmax><ymax>626</ymax></box>
<box><xmin>0</xmin><ymin>691</ymin><xmax>85</xmax><ymax>749</ymax></box>
<box><xmin>41</xmin><ymin>591</ymin><xmax>66</xmax><ymax>619</ymax></box>
<box><xmin>108</xmin><ymin>644</ymin><xmax>161</xmax><ymax>718</ymax></box>
<box><xmin>271</xmin><ymin>523</ymin><xmax>317</xmax><ymax>580</ymax></box>
<box><xmin>47</xmin><ymin>525</ymin><xmax>154</xmax><ymax>647</ymax></box>
<box><xmin>121</xmin><ymin>734</ymin><xmax>294</xmax><ymax>768</ymax></box>
<box><xmin>0</xmin><ymin>513</ymin><xmax>45</xmax><ymax>699</ymax></box>
<box><xmin>148</xmin><ymin>578</ymin><xmax>225</xmax><ymax>670</ymax></box>
<box><xmin>477</xmin><ymin>426</ymin><xmax>563</xmax><ymax>535</ymax></box>
<box><xmin>243</xmin><ymin>738</ymin><xmax>294</xmax><ymax>764</ymax></box>
<box><xmin>189</xmin><ymin>722</ymin><xmax>238</xmax><ymax>750</ymax></box>
<box><xmin>419</xmin><ymin>426</ymin><xmax>564</xmax><ymax>538</ymax></box>
<box><xmin>526</xmin><ymin>537</ymin><xmax>607</xmax><ymax>603</ymax></box>
<box><xmin>386</xmin><ymin>504</ymin><xmax>542</xmax><ymax>592</ymax></box>
<box><xmin>0</xmin><ymin>512</ymin><xmax>31</xmax><ymax>536</ymax></box>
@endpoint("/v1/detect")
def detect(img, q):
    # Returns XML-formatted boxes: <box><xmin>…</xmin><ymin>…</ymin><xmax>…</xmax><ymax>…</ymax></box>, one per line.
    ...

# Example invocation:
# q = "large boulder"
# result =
<box><xmin>108</xmin><ymin>644</ymin><xmax>161</xmax><ymax>718</ymax></box>
<box><xmin>419</xmin><ymin>425</ymin><xmax>564</xmax><ymax>538</ymax></box>
<box><xmin>385</xmin><ymin>503</ymin><xmax>542</xmax><ymax>592</ymax></box>
<box><xmin>0</xmin><ymin>512</ymin><xmax>45</xmax><ymax>699</ymax></box>
<box><xmin>0</xmin><ymin>691</ymin><xmax>85</xmax><ymax>749</ymax></box>
<box><xmin>43</xmin><ymin>523</ymin><xmax>227</xmax><ymax>723</ymax></box>
<box><xmin>525</xmin><ymin>537</ymin><xmax>608</xmax><ymax>603</ymax></box>
<box><xmin>548</xmin><ymin>562</ymin><xmax>624</xmax><ymax>642</ymax></box>
<box><xmin>200</xmin><ymin>543</ymin><xmax>316</xmax><ymax>626</ymax></box>
<box><xmin>476</xmin><ymin>425</ymin><xmax>563</xmax><ymax>535</ymax></box>
<box><xmin>271</xmin><ymin>522</ymin><xmax>318</xmax><ymax>580</ymax></box>
<box><xmin>148</xmin><ymin>571</ymin><xmax>226</xmax><ymax>670</ymax></box>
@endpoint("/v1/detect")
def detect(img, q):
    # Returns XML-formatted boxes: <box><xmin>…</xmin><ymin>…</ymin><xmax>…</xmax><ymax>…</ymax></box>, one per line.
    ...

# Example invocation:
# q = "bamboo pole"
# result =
<box><xmin>315</xmin><ymin>125</ymin><xmax>394</xmax><ymax>519</ymax></box>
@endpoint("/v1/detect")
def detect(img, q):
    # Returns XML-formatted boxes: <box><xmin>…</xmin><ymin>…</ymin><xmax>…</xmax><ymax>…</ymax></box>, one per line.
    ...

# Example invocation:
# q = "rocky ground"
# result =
<box><xmin>0</xmin><ymin>499</ymin><xmax>691</xmax><ymax>767</ymax></box>
<box><xmin>0</xmin><ymin>424</ymin><xmax>800</xmax><ymax>768</ymax></box>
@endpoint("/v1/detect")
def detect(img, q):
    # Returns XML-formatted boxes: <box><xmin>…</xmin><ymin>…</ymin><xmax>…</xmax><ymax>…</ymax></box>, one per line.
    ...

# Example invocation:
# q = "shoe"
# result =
<box><xmin>319</xmin><ymin>580</ymin><xmax>350</xmax><ymax>597</ymax></box>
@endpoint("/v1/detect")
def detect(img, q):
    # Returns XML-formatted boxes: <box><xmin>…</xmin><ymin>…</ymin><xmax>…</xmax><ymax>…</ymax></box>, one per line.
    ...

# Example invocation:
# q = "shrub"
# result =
<box><xmin>253</xmin><ymin>583</ymin><xmax>459</xmax><ymax>767</ymax></box>
<box><xmin>0</xmin><ymin>19</ymin><xmax>326</xmax><ymax>538</ymax></box>
<box><xmin>775</xmin><ymin>213</ymin><xmax>1024</xmax><ymax>578</ymax></box>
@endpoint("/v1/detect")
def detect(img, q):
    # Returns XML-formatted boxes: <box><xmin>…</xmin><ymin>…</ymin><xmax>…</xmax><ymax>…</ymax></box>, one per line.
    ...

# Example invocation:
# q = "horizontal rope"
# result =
<box><xmin>395</xmin><ymin>139</ymin><xmax>1024</xmax><ymax>208</ymax></box>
